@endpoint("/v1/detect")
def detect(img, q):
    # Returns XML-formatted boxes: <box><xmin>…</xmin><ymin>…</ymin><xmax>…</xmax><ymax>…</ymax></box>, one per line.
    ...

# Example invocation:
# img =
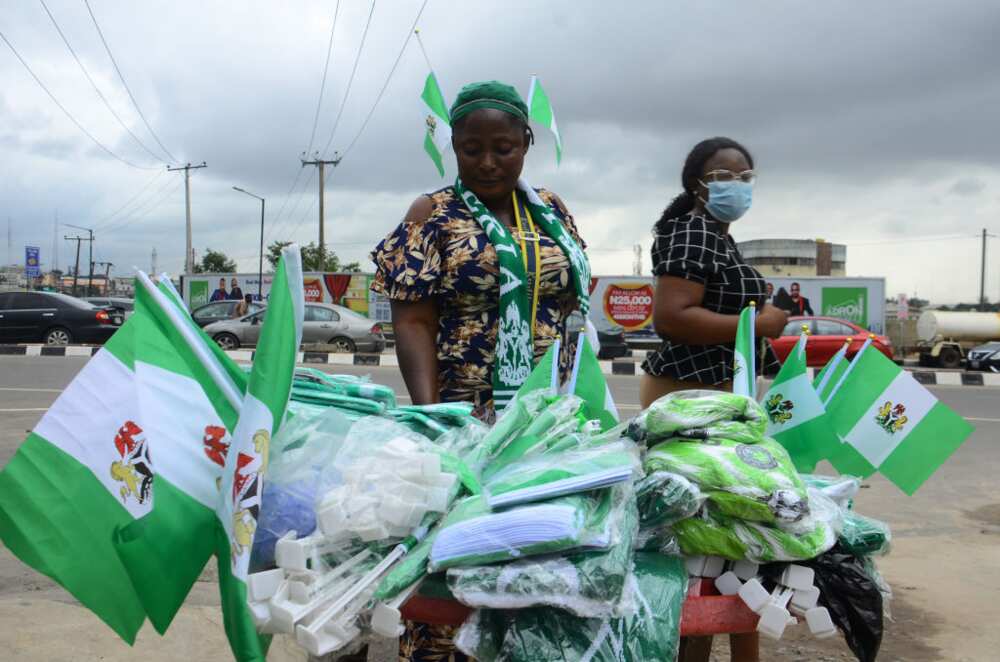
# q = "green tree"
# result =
<box><xmin>193</xmin><ymin>248</ymin><xmax>237</xmax><ymax>273</ymax></box>
<box><xmin>265</xmin><ymin>241</ymin><xmax>361</xmax><ymax>272</ymax></box>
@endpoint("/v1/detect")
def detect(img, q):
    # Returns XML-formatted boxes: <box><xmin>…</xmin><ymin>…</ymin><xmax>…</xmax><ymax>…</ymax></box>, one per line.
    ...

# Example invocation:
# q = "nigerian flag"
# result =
<box><xmin>217</xmin><ymin>245</ymin><xmax>304</xmax><ymax>660</ymax></box>
<box><xmin>762</xmin><ymin>333</ymin><xmax>840</xmax><ymax>472</ymax></box>
<box><xmin>814</xmin><ymin>339</ymin><xmax>851</xmax><ymax>403</ymax></box>
<box><xmin>527</xmin><ymin>75</ymin><xmax>563</xmax><ymax>163</ymax></box>
<box><xmin>421</xmin><ymin>71</ymin><xmax>451</xmax><ymax>177</ymax></box>
<box><xmin>825</xmin><ymin>344</ymin><xmax>974</xmax><ymax>495</ymax></box>
<box><xmin>0</xmin><ymin>272</ymin><xmax>246</xmax><ymax>643</ymax></box>
<box><xmin>565</xmin><ymin>336</ymin><xmax>619</xmax><ymax>431</ymax></box>
<box><xmin>732</xmin><ymin>305</ymin><xmax>756</xmax><ymax>398</ymax></box>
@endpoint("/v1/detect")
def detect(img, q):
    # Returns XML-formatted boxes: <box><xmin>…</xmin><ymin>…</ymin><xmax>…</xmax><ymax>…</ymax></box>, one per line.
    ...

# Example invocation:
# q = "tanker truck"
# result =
<box><xmin>916</xmin><ymin>310</ymin><xmax>1000</xmax><ymax>368</ymax></box>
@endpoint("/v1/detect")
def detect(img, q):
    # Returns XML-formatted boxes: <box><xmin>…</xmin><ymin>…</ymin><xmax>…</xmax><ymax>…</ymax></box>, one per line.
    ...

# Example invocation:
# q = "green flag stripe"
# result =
<box><xmin>247</xmin><ymin>256</ymin><xmax>300</xmax><ymax>423</ymax></box>
<box><xmin>825</xmin><ymin>347</ymin><xmax>898</xmax><ymax>434</ymax></box>
<box><xmin>528</xmin><ymin>78</ymin><xmax>554</xmax><ymax>127</ymax></box>
<box><xmin>880</xmin><ymin>404</ymin><xmax>974</xmax><ymax>495</ymax></box>
<box><xmin>0</xmin><ymin>435</ymin><xmax>146</xmax><ymax>643</ymax></box>
<box><xmin>421</xmin><ymin>72</ymin><xmax>450</xmax><ymax>123</ymax></box>
<box><xmin>424</xmin><ymin>130</ymin><xmax>445</xmax><ymax>177</ymax></box>
<box><xmin>770</xmin><ymin>334</ymin><xmax>806</xmax><ymax>386</ymax></box>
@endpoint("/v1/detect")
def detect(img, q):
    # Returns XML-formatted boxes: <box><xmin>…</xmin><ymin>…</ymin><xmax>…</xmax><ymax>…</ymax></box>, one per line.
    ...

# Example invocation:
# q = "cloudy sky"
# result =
<box><xmin>3</xmin><ymin>0</ymin><xmax>998</xmax><ymax>303</ymax></box>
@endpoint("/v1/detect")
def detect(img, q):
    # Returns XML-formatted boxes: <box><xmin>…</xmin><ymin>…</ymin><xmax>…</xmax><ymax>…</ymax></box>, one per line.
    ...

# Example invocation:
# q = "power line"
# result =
<box><xmin>92</xmin><ymin>170</ymin><xmax>172</xmax><ymax>232</ymax></box>
<box><xmin>84</xmin><ymin>0</ymin><xmax>177</xmax><ymax>164</ymax></box>
<box><xmin>305</xmin><ymin>0</ymin><xmax>342</xmax><ymax>157</ymax></box>
<box><xmin>266</xmin><ymin>166</ymin><xmax>317</xmax><ymax>243</ymax></box>
<box><xmin>339</xmin><ymin>0</ymin><xmax>429</xmax><ymax>160</ymax></box>
<box><xmin>39</xmin><ymin>0</ymin><xmax>165</xmax><ymax>164</ymax></box>
<box><xmin>99</xmin><ymin>176</ymin><xmax>183</xmax><ymax>235</ymax></box>
<box><xmin>318</xmin><ymin>0</ymin><xmax>378</xmax><ymax>159</ymax></box>
<box><xmin>0</xmin><ymin>29</ymin><xmax>159</xmax><ymax>170</ymax></box>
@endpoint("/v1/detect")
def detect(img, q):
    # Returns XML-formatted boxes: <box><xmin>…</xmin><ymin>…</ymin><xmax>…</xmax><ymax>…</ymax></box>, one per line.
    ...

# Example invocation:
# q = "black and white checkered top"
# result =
<box><xmin>642</xmin><ymin>212</ymin><xmax>767</xmax><ymax>385</ymax></box>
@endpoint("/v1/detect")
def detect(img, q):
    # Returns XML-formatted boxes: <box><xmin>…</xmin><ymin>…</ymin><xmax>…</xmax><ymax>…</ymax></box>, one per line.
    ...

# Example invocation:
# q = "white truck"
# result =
<box><xmin>916</xmin><ymin>310</ymin><xmax>1000</xmax><ymax>369</ymax></box>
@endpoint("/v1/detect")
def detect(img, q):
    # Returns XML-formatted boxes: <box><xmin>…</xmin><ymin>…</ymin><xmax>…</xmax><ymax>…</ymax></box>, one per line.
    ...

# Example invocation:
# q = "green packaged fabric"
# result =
<box><xmin>671</xmin><ymin>506</ymin><xmax>836</xmax><ymax>562</ymax></box>
<box><xmin>635</xmin><ymin>471</ymin><xmax>704</xmax><ymax>527</ymax></box>
<box><xmin>455</xmin><ymin>552</ymin><xmax>686</xmax><ymax>662</ymax></box>
<box><xmin>645</xmin><ymin>437</ymin><xmax>809</xmax><ymax>526</ymax></box>
<box><xmin>429</xmin><ymin>487</ymin><xmax>625</xmax><ymax>572</ymax></box>
<box><xmin>483</xmin><ymin>395</ymin><xmax>585</xmax><ymax>479</ymax></box>
<box><xmin>635</xmin><ymin>389</ymin><xmax>766</xmax><ymax>443</ymax></box>
<box><xmin>839</xmin><ymin>510</ymin><xmax>891</xmax><ymax>556</ymax></box>
<box><xmin>446</xmin><ymin>488</ymin><xmax>638</xmax><ymax>618</ymax></box>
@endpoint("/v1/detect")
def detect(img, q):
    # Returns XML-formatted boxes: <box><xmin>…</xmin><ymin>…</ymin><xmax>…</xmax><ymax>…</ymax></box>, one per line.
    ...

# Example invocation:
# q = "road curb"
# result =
<box><xmin>4</xmin><ymin>344</ymin><xmax>1000</xmax><ymax>387</ymax></box>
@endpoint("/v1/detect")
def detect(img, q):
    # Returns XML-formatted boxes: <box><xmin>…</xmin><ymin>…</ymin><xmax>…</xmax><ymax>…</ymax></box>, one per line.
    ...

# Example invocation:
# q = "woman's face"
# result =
<box><xmin>693</xmin><ymin>147</ymin><xmax>752</xmax><ymax>205</ymax></box>
<box><xmin>452</xmin><ymin>108</ymin><xmax>528</xmax><ymax>204</ymax></box>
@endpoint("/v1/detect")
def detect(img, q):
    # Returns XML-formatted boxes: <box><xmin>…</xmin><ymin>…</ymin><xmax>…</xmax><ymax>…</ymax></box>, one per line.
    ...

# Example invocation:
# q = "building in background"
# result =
<box><xmin>737</xmin><ymin>238</ymin><xmax>846</xmax><ymax>277</ymax></box>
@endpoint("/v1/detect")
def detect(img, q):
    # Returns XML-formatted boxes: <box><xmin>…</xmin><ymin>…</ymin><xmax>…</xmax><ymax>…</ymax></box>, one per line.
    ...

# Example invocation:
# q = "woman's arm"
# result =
<box><xmin>390</xmin><ymin>293</ymin><xmax>441</xmax><ymax>405</ymax></box>
<box><xmin>651</xmin><ymin>275</ymin><xmax>787</xmax><ymax>344</ymax></box>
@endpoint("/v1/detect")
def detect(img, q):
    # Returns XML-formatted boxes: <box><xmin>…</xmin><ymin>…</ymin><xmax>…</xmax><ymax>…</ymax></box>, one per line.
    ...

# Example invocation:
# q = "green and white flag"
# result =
<box><xmin>732</xmin><ymin>305</ymin><xmax>756</xmax><ymax>398</ymax></box>
<box><xmin>565</xmin><ymin>335</ymin><xmax>619</xmax><ymax>431</ymax></box>
<box><xmin>527</xmin><ymin>75</ymin><xmax>562</xmax><ymax>163</ymax></box>
<box><xmin>0</xmin><ymin>272</ymin><xmax>246</xmax><ymax>643</ymax></box>
<box><xmin>217</xmin><ymin>245</ymin><xmax>304</xmax><ymax>661</ymax></box>
<box><xmin>762</xmin><ymin>333</ymin><xmax>841</xmax><ymax>472</ymax></box>
<box><xmin>813</xmin><ymin>339</ymin><xmax>851</xmax><ymax>403</ymax></box>
<box><xmin>421</xmin><ymin>71</ymin><xmax>451</xmax><ymax>177</ymax></box>
<box><xmin>825</xmin><ymin>344</ymin><xmax>974</xmax><ymax>495</ymax></box>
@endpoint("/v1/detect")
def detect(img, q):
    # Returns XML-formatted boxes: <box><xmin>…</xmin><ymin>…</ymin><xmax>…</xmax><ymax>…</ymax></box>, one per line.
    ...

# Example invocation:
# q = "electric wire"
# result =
<box><xmin>265</xmin><ymin>166</ymin><xmax>317</xmax><ymax>243</ymax></box>
<box><xmin>305</xmin><ymin>0</ymin><xmax>341</xmax><ymax>158</ymax></box>
<box><xmin>91</xmin><ymin>168</ymin><xmax>167</xmax><ymax>230</ymax></box>
<box><xmin>0</xmin><ymin>29</ymin><xmax>159</xmax><ymax>170</ymax></box>
<box><xmin>317</xmin><ymin>0</ymin><xmax>377</xmax><ymax>158</ymax></box>
<box><xmin>83</xmin><ymin>0</ymin><xmax>178</xmax><ymax>164</ymax></box>
<box><xmin>339</xmin><ymin>0</ymin><xmax>429</xmax><ymax>160</ymax></box>
<box><xmin>100</xmin><ymin>176</ymin><xmax>183</xmax><ymax>235</ymax></box>
<box><xmin>39</xmin><ymin>0</ymin><xmax>165</xmax><ymax>164</ymax></box>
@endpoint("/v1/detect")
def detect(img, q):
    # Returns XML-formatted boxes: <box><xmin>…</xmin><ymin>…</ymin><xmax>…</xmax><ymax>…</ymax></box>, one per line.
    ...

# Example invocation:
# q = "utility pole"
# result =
<box><xmin>96</xmin><ymin>261</ymin><xmax>113</xmax><ymax>295</ymax></box>
<box><xmin>167</xmin><ymin>162</ymin><xmax>208</xmax><ymax>274</ymax></box>
<box><xmin>151</xmin><ymin>247</ymin><xmax>158</xmax><ymax>275</ymax></box>
<box><xmin>64</xmin><ymin>235</ymin><xmax>85</xmax><ymax>296</ymax></box>
<box><xmin>633</xmin><ymin>244</ymin><xmax>642</xmax><ymax>276</ymax></box>
<box><xmin>301</xmin><ymin>152</ymin><xmax>341</xmax><ymax>271</ymax></box>
<box><xmin>64</xmin><ymin>223</ymin><xmax>94</xmax><ymax>296</ymax></box>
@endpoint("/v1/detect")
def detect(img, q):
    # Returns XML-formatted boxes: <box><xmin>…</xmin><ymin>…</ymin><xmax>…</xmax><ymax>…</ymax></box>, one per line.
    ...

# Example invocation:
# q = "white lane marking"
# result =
<box><xmin>0</xmin><ymin>408</ymin><xmax>49</xmax><ymax>412</ymax></box>
<box><xmin>966</xmin><ymin>417</ymin><xmax>1000</xmax><ymax>423</ymax></box>
<box><xmin>0</xmin><ymin>387</ymin><xmax>64</xmax><ymax>393</ymax></box>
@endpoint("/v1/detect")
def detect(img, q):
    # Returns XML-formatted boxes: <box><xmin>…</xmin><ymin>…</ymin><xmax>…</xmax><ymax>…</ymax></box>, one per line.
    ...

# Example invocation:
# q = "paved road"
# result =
<box><xmin>0</xmin><ymin>355</ymin><xmax>998</xmax><ymax>661</ymax></box>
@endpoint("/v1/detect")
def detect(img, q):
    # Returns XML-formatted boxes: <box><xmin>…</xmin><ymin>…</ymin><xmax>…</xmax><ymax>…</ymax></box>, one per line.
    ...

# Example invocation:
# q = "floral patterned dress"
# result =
<box><xmin>371</xmin><ymin>185</ymin><xmax>587</xmax><ymax>422</ymax></box>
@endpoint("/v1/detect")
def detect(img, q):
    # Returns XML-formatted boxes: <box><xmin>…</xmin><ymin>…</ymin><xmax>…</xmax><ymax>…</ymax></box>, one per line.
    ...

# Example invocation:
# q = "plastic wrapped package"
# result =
<box><xmin>645</xmin><ymin>437</ymin><xmax>809</xmax><ymax>526</ymax></box>
<box><xmin>483</xmin><ymin>439</ymin><xmax>641</xmax><ymax>508</ymax></box>
<box><xmin>800</xmin><ymin>473</ymin><xmax>861</xmax><ymax>508</ymax></box>
<box><xmin>454</xmin><ymin>552</ymin><xmax>686</xmax><ymax>662</ymax></box>
<box><xmin>839</xmin><ymin>510</ymin><xmax>891</xmax><ymax>557</ymax></box>
<box><xmin>429</xmin><ymin>486</ymin><xmax>628</xmax><ymax>572</ymax></box>
<box><xmin>630</xmin><ymin>389</ymin><xmax>766</xmax><ymax>443</ymax></box>
<box><xmin>635</xmin><ymin>471</ymin><xmax>705</xmax><ymax>527</ymax></box>
<box><xmin>671</xmin><ymin>505</ymin><xmax>836</xmax><ymax>563</ymax></box>
<box><xmin>445</xmin><ymin>487</ymin><xmax>639</xmax><ymax>617</ymax></box>
<box><xmin>483</xmin><ymin>395</ymin><xmax>586</xmax><ymax>479</ymax></box>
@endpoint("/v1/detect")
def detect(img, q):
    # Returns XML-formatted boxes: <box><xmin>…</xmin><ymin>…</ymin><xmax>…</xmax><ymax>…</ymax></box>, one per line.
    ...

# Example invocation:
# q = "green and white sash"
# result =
<box><xmin>455</xmin><ymin>177</ymin><xmax>590</xmax><ymax>411</ymax></box>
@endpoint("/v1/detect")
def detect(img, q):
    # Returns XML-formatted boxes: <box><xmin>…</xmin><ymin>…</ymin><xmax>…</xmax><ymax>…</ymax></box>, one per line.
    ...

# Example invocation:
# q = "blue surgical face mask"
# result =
<box><xmin>700</xmin><ymin>180</ymin><xmax>753</xmax><ymax>222</ymax></box>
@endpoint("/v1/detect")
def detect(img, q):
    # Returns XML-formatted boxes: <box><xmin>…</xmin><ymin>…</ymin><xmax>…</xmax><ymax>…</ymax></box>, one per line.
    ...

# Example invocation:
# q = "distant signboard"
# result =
<box><xmin>182</xmin><ymin>272</ymin><xmax>376</xmax><ymax>318</ymax></box>
<box><xmin>589</xmin><ymin>277</ymin><xmax>656</xmax><ymax>331</ymax></box>
<box><xmin>25</xmin><ymin>246</ymin><xmax>40</xmax><ymax>278</ymax></box>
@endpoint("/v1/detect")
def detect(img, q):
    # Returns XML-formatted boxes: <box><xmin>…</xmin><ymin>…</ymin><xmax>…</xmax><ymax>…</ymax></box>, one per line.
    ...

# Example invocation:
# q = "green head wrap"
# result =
<box><xmin>450</xmin><ymin>80</ymin><xmax>529</xmax><ymax>124</ymax></box>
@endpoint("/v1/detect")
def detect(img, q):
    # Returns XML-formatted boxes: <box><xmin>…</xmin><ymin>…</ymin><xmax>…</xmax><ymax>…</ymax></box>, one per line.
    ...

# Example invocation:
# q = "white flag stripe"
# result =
<box><xmin>823</xmin><ymin>337</ymin><xmax>871</xmax><ymax>406</ymax></box>
<box><xmin>765</xmin><ymin>372</ymin><xmax>824</xmax><ymax>435</ymax></box>
<box><xmin>33</xmin><ymin>351</ymin><xmax>147</xmax><ymax>517</ymax></box>
<box><xmin>843</xmin><ymin>371</ymin><xmax>937</xmax><ymax>467</ymax></box>
<box><xmin>135</xmin><ymin>362</ymin><xmax>230</xmax><ymax>509</ymax></box>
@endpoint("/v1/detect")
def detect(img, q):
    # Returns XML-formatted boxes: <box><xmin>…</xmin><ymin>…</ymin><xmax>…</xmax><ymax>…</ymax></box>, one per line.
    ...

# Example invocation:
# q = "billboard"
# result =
<box><xmin>182</xmin><ymin>272</ymin><xmax>380</xmax><ymax>318</ymax></box>
<box><xmin>589</xmin><ymin>277</ymin><xmax>656</xmax><ymax>331</ymax></box>
<box><xmin>25</xmin><ymin>246</ymin><xmax>40</xmax><ymax>278</ymax></box>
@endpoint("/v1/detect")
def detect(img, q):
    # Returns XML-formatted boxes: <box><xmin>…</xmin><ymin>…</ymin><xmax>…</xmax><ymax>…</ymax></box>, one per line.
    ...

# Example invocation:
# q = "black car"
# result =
<box><xmin>190</xmin><ymin>300</ymin><xmax>265</xmax><ymax>327</ymax></box>
<box><xmin>966</xmin><ymin>341</ymin><xmax>1000</xmax><ymax>372</ymax></box>
<box><xmin>566</xmin><ymin>311</ymin><xmax>631</xmax><ymax>360</ymax></box>
<box><xmin>0</xmin><ymin>291</ymin><xmax>123</xmax><ymax>345</ymax></box>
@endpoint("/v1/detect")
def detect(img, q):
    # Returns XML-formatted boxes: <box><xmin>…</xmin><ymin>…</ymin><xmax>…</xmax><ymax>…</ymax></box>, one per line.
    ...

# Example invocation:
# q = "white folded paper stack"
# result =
<box><xmin>487</xmin><ymin>465</ymin><xmax>636</xmax><ymax>508</ymax></box>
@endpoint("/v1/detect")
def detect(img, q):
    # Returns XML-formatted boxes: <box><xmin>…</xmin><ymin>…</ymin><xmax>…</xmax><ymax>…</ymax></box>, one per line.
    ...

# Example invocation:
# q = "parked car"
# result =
<box><xmin>190</xmin><ymin>300</ymin><xmax>265</xmax><ymax>327</ymax></box>
<box><xmin>206</xmin><ymin>302</ymin><xmax>386</xmax><ymax>352</ymax></box>
<box><xmin>84</xmin><ymin>296</ymin><xmax>135</xmax><ymax>319</ymax></box>
<box><xmin>566</xmin><ymin>311</ymin><xmax>631</xmax><ymax>360</ymax></box>
<box><xmin>770</xmin><ymin>316</ymin><xmax>893</xmax><ymax>367</ymax></box>
<box><xmin>0</xmin><ymin>291</ymin><xmax>123</xmax><ymax>345</ymax></box>
<box><xmin>965</xmin><ymin>341</ymin><xmax>1000</xmax><ymax>372</ymax></box>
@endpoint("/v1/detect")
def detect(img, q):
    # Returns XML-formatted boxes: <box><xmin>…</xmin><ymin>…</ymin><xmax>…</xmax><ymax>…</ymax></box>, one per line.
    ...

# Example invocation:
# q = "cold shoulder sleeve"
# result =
<box><xmin>370</xmin><ymin>205</ymin><xmax>443</xmax><ymax>301</ymax></box>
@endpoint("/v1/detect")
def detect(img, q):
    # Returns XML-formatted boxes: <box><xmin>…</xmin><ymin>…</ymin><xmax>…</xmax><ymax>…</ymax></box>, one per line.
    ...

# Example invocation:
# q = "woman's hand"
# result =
<box><xmin>755</xmin><ymin>304</ymin><xmax>788</xmax><ymax>338</ymax></box>
<box><xmin>390</xmin><ymin>299</ymin><xmax>441</xmax><ymax>405</ymax></box>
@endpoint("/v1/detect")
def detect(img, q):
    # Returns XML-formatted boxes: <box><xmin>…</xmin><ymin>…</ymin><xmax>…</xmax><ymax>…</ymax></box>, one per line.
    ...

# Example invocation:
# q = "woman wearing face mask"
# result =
<box><xmin>642</xmin><ymin>137</ymin><xmax>787</xmax><ymax>403</ymax></box>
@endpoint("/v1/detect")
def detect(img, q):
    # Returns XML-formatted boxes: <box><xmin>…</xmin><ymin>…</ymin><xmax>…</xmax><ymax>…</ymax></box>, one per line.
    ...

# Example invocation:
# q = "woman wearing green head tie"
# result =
<box><xmin>372</xmin><ymin>81</ymin><xmax>590</xmax><ymax>423</ymax></box>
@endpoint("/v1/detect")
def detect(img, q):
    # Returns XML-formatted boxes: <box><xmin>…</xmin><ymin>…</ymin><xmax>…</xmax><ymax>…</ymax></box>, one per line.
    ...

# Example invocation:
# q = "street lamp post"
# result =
<box><xmin>232</xmin><ymin>186</ymin><xmax>265</xmax><ymax>300</ymax></box>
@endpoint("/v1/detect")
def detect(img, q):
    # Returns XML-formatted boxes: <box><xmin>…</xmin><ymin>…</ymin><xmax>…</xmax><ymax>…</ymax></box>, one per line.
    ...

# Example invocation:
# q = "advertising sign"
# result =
<box><xmin>821</xmin><ymin>287</ymin><xmax>868</xmax><ymax>327</ymax></box>
<box><xmin>762</xmin><ymin>277</ymin><xmax>885</xmax><ymax>332</ymax></box>
<box><xmin>25</xmin><ymin>246</ymin><xmax>40</xmax><ymax>278</ymax></box>
<box><xmin>182</xmin><ymin>272</ymin><xmax>373</xmax><ymax>316</ymax></box>
<box><xmin>603</xmin><ymin>282</ymin><xmax>655</xmax><ymax>331</ymax></box>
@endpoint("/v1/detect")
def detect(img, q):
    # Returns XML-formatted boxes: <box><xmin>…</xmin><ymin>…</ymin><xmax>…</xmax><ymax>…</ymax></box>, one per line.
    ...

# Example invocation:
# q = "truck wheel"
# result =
<box><xmin>938</xmin><ymin>347</ymin><xmax>961</xmax><ymax>369</ymax></box>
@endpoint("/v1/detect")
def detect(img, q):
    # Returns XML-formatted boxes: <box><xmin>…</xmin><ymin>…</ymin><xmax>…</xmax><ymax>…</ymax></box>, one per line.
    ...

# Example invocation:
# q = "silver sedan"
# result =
<box><xmin>205</xmin><ymin>302</ymin><xmax>386</xmax><ymax>353</ymax></box>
